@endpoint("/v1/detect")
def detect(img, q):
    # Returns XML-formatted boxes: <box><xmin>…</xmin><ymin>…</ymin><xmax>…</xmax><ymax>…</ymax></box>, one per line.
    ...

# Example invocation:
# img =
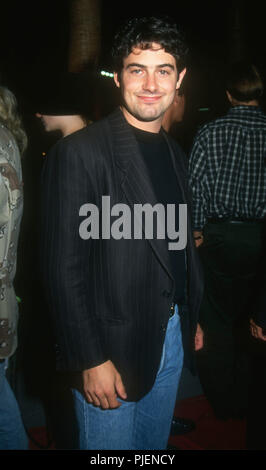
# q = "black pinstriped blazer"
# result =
<box><xmin>40</xmin><ymin>107</ymin><xmax>204</xmax><ymax>401</ymax></box>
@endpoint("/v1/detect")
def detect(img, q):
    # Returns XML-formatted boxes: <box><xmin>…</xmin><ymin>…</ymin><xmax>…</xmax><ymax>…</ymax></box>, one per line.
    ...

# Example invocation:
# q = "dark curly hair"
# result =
<box><xmin>111</xmin><ymin>16</ymin><xmax>188</xmax><ymax>77</ymax></box>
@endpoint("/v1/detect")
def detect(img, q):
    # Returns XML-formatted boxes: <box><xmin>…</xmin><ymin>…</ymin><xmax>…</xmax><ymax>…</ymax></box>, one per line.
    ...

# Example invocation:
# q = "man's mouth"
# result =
<box><xmin>137</xmin><ymin>95</ymin><xmax>162</xmax><ymax>103</ymax></box>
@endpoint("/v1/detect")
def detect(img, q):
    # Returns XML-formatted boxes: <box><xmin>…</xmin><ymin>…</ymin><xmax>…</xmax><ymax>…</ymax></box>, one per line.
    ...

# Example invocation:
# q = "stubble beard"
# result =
<box><xmin>123</xmin><ymin>99</ymin><xmax>166</xmax><ymax>123</ymax></box>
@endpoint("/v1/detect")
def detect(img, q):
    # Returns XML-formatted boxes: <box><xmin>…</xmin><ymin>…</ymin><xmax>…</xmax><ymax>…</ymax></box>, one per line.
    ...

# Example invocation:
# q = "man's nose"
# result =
<box><xmin>143</xmin><ymin>72</ymin><xmax>157</xmax><ymax>93</ymax></box>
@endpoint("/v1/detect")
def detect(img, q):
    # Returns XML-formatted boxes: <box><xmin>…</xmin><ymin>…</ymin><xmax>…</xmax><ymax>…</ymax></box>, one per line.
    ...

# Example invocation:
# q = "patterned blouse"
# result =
<box><xmin>0</xmin><ymin>124</ymin><xmax>23</xmax><ymax>359</ymax></box>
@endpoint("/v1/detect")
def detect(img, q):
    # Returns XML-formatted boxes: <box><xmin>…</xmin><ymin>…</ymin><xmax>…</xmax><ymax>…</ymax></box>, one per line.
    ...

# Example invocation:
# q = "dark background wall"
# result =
<box><xmin>1</xmin><ymin>1</ymin><xmax>266</xmax><ymax>110</ymax></box>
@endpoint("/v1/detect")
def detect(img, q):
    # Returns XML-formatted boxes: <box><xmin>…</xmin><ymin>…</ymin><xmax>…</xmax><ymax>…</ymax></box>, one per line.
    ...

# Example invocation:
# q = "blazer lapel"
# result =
<box><xmin>108</xmin><ymin>108</ymin><xmax>174</xmax><ymax>281</ymax></box>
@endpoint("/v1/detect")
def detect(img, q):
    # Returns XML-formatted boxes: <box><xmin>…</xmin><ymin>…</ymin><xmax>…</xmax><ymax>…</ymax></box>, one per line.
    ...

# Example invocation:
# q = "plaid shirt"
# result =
<box><xmin>189</xmin><ymin>105</ymin><xmax>266</xmax><ymax>230</ymax></box>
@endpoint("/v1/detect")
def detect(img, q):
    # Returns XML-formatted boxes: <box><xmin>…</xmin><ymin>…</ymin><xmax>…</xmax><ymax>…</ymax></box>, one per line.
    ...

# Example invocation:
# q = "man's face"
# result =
<box><xmin>114</xmin><ymin>43</ymin><xmax>186</xmax><ymax>127</ymax></box>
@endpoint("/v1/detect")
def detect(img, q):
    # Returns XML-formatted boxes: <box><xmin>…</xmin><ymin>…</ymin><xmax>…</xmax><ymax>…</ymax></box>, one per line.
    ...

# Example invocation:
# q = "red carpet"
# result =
<box><xmin>28</xmin><ymin>427</ymin><xmax>55</xmax><ymax>450</ymax></box>
<box><xmin>28</xmin><ymin>394</ymin><xmax>246</xmax><ymax>450</ymax></box>
<box><xmin>168</xmin><ymin>395</ymin><xmax>246</xmax><ymax>450</ymax></box>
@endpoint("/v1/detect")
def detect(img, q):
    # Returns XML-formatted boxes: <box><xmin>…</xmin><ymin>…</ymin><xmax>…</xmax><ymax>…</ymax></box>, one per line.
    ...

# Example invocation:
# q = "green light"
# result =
<box><xmin>199</xmin><ymin>108</ymin><xmax>210</xmax><ymax>112</ymax></box>
<box><xmin>100</xmin><ymin>70</ymin><xmax>114</xmax><ymax>78</ymax></box>
<box><xmin>16</xmin><ymin>296</ymin><xmax>22</xmax><ymax>304</ymax></box>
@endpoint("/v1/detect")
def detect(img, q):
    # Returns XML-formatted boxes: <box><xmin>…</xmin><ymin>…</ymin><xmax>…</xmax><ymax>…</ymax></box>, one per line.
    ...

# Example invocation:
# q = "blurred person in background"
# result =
<box><xmin>162</xmin><ymin>88</ymin><xmax>186</xmax><ymax>133</ymax></box>
<box><xmin>162</xmin><ymin>86</ymin><xmax>196</xmax><ymax>437</ymax></box>
<box><xmin>35</xmin><ymin>73</ymin><xmax>93</xmax><ymax>449</ymax></box>
<box><xmin>189</xmin><ymin>61</ymin><xmax>266</xmax><ymax>420</ymax></box>
<box><xmin>36</xmin><ymin>113</ymin><xmax>89</xmax><ymax>138</ymax></box>
<box><xmin>162</xmin><ymin>81</ymin><xmax>191</xmax><ymax>154</ymax></box>
<box><xmin>35</xmin><ymin>72</ymin><xmax>93</xmax><ymax>139</ymax></box>
<box><xmin>0</xmin><ymin>85</ymin><xmax>28</xmax><ymax>449</ymax></box>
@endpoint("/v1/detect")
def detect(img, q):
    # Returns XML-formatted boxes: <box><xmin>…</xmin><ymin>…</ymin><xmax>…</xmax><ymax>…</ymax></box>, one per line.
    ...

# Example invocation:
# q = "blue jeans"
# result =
<box><xmin>72</xmin><ymin>305</ymin><xmax>184</xmax><ymax>450</ymax></box>
<box><xmin>0</xmin><ymin>360</ymin><xmax>28</xmax><ymax>450</ymax></box>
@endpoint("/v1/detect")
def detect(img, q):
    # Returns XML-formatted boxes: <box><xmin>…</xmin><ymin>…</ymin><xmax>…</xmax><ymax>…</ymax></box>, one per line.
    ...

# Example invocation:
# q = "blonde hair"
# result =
<box><xmin>0</xmin><ymin>86</ymin><xmax>28</xmax><ymax>155</ymax></box>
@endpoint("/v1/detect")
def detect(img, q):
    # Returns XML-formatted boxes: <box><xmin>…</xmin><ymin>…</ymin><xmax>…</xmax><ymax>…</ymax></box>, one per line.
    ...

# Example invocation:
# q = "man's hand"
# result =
<box><xmin>193</xmin><ymin>231</ymin><xmax>204</xmax><ymax>248</ymax></box>
<box><xmin>250</xmin><ymin>318</ymin><xmax>266</xmax><ymax>341</ymax></box>
<box><xmin>194</xmin><ymin>323</ymin><xmax>204</xmax><ymax>351</ymax></box>
<box><xmin>82</xmin><ymin>360</ymin><xmax>127</xmax><ymax>409</ymax></box>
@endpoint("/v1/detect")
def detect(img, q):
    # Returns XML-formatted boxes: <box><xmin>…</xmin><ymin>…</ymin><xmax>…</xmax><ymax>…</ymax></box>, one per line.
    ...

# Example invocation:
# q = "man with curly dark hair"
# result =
<box><xmin>40</xmin><ymin>16</ymin><xmax>204</xmax><ymax>450</ymax></box>
<box><xmin>111</xmin><ymin>16</ymin><xmax>188</xmax><ymax>78</ymax></box>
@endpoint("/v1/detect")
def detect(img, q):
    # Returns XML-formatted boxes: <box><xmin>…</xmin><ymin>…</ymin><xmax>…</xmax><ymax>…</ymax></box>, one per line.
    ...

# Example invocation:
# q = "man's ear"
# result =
<box><xmin>114</xmin><ymin>72</ymin><xmax>120</xmax><ymax>88</ymax></box>
<box><xmin>226</xmin><ymin>91</ymin><xmax>233</xmax><ymax>103</ymax></box>
<box><xmin>176</xmin><ymin>68</ymin><xmax>186</xmax><ymax>90</ymax></box>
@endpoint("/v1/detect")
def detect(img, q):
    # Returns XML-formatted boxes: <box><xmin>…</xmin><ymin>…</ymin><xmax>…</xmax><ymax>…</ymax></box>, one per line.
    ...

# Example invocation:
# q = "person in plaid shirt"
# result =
<box><xmin>189</xmin><ymin>61</ymin><xmax>266</xmax><ymax>420</ymax></box>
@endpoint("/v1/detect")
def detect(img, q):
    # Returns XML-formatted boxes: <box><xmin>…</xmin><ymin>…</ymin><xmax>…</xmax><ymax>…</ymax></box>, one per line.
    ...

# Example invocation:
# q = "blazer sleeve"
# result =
<box><xmin>40</xmin><ymin>138</ymin><xmax>108</xmax><ymax>371</ymax></box>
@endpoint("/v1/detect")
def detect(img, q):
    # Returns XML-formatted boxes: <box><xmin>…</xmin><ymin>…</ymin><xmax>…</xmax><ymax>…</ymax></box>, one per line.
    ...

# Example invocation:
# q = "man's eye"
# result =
<box><xmin>131</xmin><ymin>69</ymin><xmax>142</xmax><ymax>74</ymax></box>
<box><xmin>159</xmin><ymin>69</ymin><xmax>169</xmax><ymax>75</ymax></box>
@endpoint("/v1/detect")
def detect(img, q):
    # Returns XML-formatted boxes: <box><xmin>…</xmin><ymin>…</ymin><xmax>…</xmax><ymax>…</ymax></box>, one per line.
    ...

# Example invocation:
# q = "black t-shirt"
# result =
<box><xmin>130</xmin><ymin>124</ymin><xmax>186</xmax><ymax>304</ymax></box>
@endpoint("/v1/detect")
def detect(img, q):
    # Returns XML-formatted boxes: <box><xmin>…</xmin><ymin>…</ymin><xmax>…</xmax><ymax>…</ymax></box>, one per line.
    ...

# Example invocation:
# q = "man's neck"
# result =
<box><xmin>121</xmin><ymin>106</ymin><xmax>162</xmax><ymax>133</ymax></box>
<box><xmin>231</xmin><ymin>99</ymin><xmax>259</xmax><ymax>107</ymax></box>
